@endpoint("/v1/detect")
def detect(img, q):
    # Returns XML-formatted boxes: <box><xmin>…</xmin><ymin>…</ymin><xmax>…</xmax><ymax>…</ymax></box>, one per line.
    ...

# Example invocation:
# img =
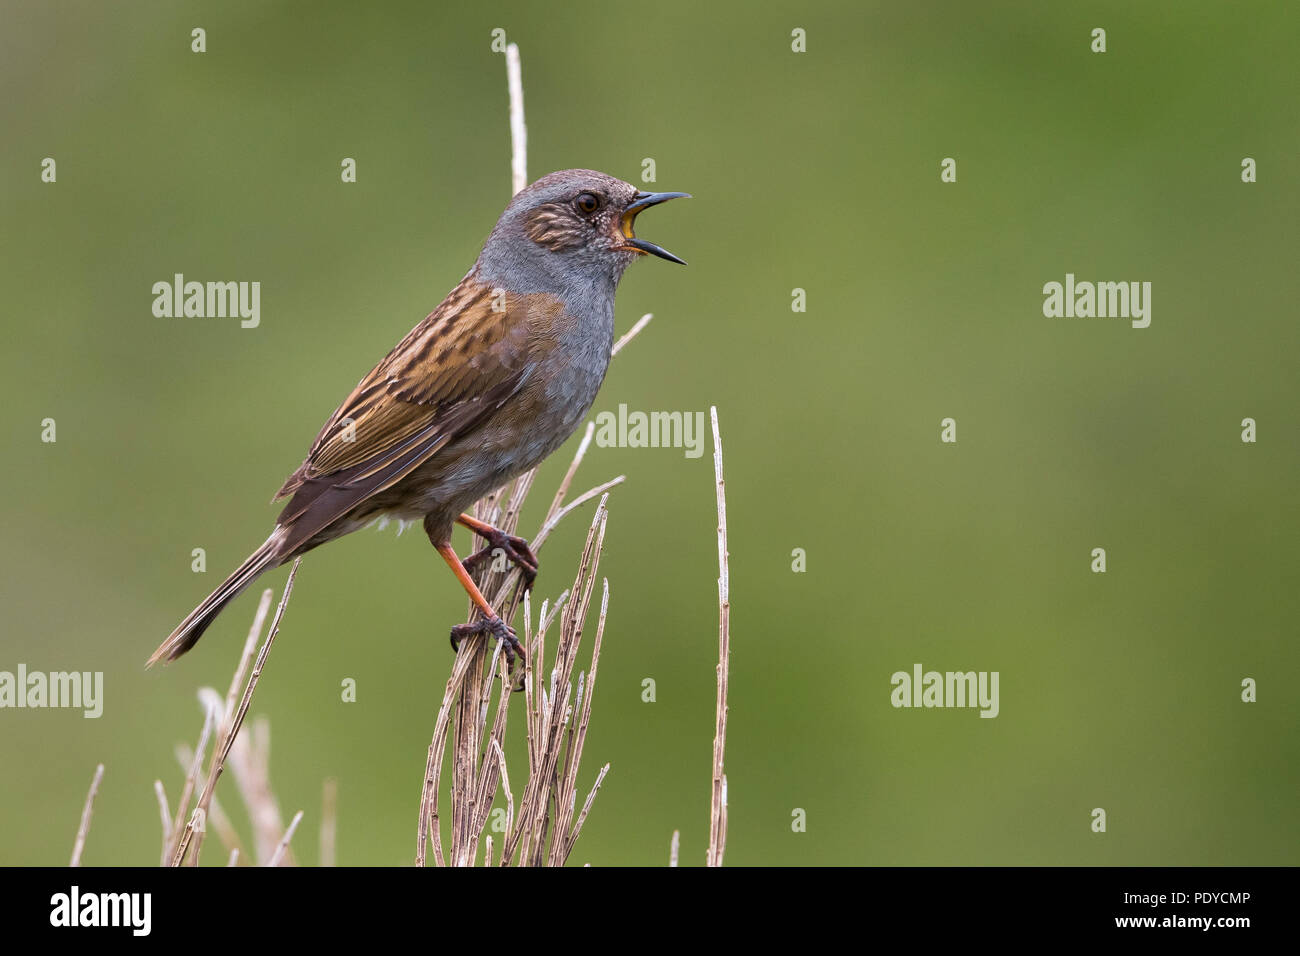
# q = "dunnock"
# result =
<box><xmin>150</xmin><ymin>169</ymin><xmax>688</xmax><ymax>666</ymax></box>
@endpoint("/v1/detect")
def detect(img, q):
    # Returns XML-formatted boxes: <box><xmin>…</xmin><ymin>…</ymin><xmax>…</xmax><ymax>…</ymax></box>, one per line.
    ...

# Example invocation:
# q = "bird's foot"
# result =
<box><xmin>449</xmin><ymin>614</ymin><xmax>525</xmax><ymax>667</ymax></box>
<box><xmin>462</xmin><ymin>527</ymin><xmax>539</xmax><ymax>590</ymax></box>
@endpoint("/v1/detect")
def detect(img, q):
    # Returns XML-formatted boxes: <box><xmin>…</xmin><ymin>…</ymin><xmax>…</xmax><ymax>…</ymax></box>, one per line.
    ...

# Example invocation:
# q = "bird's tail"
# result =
<box><xmin>148</xmin><ymin>532</ymin><xmax>285</xmax><ymax>666</ymax></box>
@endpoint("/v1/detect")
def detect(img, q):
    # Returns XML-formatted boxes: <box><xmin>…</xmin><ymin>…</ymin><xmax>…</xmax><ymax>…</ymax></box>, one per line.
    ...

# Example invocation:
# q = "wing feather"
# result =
<box><xmin>269</xmin><ymin>274</ymin><xmax>535</xmax><ymax>552</ymax></box>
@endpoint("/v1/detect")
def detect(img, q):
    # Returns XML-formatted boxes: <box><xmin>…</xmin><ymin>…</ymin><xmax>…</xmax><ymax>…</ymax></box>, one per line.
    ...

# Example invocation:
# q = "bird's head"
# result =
<box><xmin>484</xmin><ymin>169</ymin><xmax>689</xmax><ymax>284</ymax></box>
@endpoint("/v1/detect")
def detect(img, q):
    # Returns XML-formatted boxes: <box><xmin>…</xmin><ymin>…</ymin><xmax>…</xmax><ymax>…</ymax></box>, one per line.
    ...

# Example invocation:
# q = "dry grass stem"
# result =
<box><xmin>321</xmin><ymin>778</ymin><xmax>338</xmax><ymax>867</ymax></box>
<box><xmin>170</xmin><ymin>559</ymin><xmax>300</xmax><ymax>866</ymax></box>
<box><xmin>152</xmin><ymin>780</ymin><xmax>171</xmax><ymax>866</ymax></box>
<box><xmin>415</xmin><ymin>645</ymin><xmax>476</xmax><ymax>867</ymax></box>
<box><xmin>612</xmin><ymin>312</ymin><xmax>653</xmax><ymax>357</ymax></box>
<box><xmin>69</xmin><ymin>763</ymin><xmax>104</xmax><ymax>866</ymax></box>
<box><xmin>227</xmin><ymin>716</ymin><xmax>292</xmax><ymax>864</ymax></box>
<box><xmin>708</xmin><ymin>406</ymin><xmax>731</xmax><ymax>867</ymax></box>
<box><xmin>166</xmin><ymin>702</ymin><xmax>216</xmax><ymax>864</ymax></box>
<box><xmin>267</xmin><ymin>810</ymin><xmax>305</xmax><ymax>867</ymax></box>
<box><xmin>170</xmin><ymin>747</ymin><xmax>247</xmax><ymax>861</ymax></box>
<box><xmin>506</xmin><ymin>43</ymin><xmax>527</xmax><ymax>195</ymax></box>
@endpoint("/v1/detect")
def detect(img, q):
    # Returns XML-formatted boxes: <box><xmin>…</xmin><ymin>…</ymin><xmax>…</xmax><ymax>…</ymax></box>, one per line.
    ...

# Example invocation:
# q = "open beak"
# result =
<box><xmin>620</xmin><ymin>191</ymin><xmax>690</xmax><ymax>264</ymax></box>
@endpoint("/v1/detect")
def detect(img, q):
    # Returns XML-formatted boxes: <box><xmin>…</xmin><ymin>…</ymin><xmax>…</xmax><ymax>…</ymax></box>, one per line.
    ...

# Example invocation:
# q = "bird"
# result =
<box><xmin>149</xmin><ymin>169</ymin><xmax>688</xmax><ymax>668</ymax></box>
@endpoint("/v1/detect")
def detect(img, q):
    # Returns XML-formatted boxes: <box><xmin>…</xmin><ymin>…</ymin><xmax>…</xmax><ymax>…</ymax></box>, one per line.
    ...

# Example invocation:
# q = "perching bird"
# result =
<box><xmin>149</xmin><ymin>169</ymin><xmax>688</xmax><ymax>667</ymax></box>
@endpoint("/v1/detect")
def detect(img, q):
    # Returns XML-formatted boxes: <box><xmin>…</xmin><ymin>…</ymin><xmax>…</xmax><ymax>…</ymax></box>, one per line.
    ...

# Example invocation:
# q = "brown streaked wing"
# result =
<box><xmin>276</xmin><ymin>277</ymin><xmax>526</xmax><ymax>495</ymax></box>
<box><xmin>269</xmin><ymin>276</ymin><xmax>532</xmax><ymax>546</ymax></box>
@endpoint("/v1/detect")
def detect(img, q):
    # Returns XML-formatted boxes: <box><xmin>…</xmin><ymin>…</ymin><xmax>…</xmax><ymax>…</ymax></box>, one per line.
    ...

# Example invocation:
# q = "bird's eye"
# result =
<box><xmin>574</xmin><ymin>192</ymin><xmax>602</xmax><ymax>215</ymax></box>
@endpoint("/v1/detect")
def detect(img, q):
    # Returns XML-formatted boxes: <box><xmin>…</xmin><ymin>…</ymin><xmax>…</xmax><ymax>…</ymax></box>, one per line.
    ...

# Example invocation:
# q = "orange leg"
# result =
<box><xmin>456</xmin><ymin>513</ymin><xmax>499</xmax><ymax>538</ymax></box>
<box><xmin>435</xmin><ymin>541</ymin><xmax>525</xmax><ymax>663</ymax></box>
<box><xmin>435</xmin><ymin>541</ymin><xmax>497</xmax><ymax>620</ymax></box>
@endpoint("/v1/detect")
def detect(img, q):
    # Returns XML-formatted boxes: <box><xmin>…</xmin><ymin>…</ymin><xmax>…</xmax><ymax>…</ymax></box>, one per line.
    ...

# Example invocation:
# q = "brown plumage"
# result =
<box><xmin>150</xmin><ymin>170</ymin><xmax>688</xmax><ymax>667</ymax></box>
<box><xmin>269</xmin><ymin>277</ymin><xmax>540</xmax><ymax>558</ymax></box>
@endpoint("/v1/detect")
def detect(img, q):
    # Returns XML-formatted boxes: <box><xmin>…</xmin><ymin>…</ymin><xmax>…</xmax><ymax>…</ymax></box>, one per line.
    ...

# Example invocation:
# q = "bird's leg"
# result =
<box><xmin>456</xmin><ymin>513</ymin><xmax>539</xmax><ymax>590</ymax></box>
<box><xmin>433</xmin><ymin>542</ymin><xmax>525</xmax><ymax>665</ymax></box>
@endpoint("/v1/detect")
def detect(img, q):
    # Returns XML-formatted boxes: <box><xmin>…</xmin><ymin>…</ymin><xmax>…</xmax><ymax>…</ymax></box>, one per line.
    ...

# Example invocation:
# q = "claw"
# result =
<box><xmin>449</xmin><ymin>615</ymin><xmax>525</xmax><ymax>667</ymax></box>
<box><xmin>461</xmin><ymin>529</ymin><xmax>539</xmax><ymax>590</ymax></box>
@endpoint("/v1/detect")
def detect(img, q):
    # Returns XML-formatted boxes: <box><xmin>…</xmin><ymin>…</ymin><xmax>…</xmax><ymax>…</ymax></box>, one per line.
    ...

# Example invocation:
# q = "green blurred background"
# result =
<box><xmin>1</xmin><ymin>0</ymin><xmax>1296</xmax><ymax>866</ymax></box>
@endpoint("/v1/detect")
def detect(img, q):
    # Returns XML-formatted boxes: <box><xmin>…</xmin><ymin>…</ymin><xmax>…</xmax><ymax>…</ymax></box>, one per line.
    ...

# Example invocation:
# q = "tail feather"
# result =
<box><xmin>148</xmin><ymin>533</ymin><xmax>284</xmax><ymax>666</ymax></box>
